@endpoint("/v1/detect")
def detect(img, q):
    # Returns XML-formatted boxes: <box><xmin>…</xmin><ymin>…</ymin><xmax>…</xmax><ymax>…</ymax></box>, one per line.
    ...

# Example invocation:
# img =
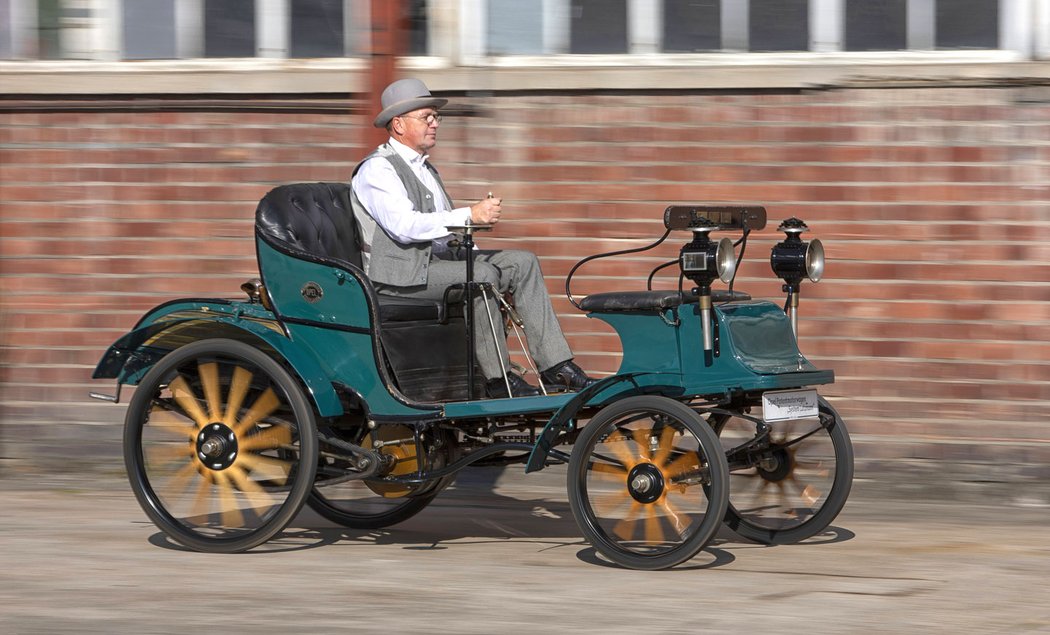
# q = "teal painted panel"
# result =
<box><xmin>257</xmin><ymin>239</ymin><xmax>373</xmax><ymax>330</ymax></box>
<box><xmin>283</xmin><ymin>322</ymin><xmax>439</xmax><ymax>419</ymax></box>
<box><xmin>718</xmin><ymin>301</ymin><xmax>816</xmax><ymax>374</ymax></box>
<box><xmin>585</xmin><ymin>299</ymin><xmax>834</xmax><ymax>401</ymax></box>
<box><xmin>588</xmin><ymin>311</ymin><xmax>682</xmax><ymax>374</ymax></box>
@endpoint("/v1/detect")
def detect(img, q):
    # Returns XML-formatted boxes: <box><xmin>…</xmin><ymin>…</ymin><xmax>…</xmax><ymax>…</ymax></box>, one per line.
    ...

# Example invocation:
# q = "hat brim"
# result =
<box><xmin>373</xmin><ymin>96</ymin><xmax>449</xmax><ymax>128</ymax></box>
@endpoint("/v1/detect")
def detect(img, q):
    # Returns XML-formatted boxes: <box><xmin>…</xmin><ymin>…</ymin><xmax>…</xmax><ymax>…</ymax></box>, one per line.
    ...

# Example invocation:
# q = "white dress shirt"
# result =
<box><xmin>351</xmin><ymin>138</ymin><xmax>472</xmax><ymax>272</ymax></box>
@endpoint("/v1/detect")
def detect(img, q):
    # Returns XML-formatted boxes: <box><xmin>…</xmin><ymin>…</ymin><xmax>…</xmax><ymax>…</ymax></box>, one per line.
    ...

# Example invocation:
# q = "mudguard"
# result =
<box><xmin>92</xmin><ymin>299</ymin><xmax>345</xmax><ymax>418</ymax></box>
<box><xmin>525</xmin><ymin>373</ymin><xmax>649</xmax><ymax>473</ymax></box>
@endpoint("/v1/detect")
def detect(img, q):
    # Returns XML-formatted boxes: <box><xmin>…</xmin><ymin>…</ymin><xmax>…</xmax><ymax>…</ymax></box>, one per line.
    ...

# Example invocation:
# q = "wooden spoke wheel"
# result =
<box><xmin>567</xmin><ymin>396</ymin><xmax>729</xmax><ymax>570</ymax></box>
<box><xmin>712</xmin><ymin>397</ymin><xmax>853</xmax><ymax>545</ymax></box>
<box><xmin>124</xmin><ymin>339</ymin><xmax>318</xmax><ymax>553</ymax></box>
<box><xmin>307</xmin><ymin>424</ymin><xmax>454</xmax><ymax>530</ymax></box>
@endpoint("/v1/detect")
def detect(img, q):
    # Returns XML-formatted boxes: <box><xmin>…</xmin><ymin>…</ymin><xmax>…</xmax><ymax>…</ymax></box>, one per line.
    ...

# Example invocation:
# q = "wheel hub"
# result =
<box><xmin>627</xmin><ymin>462</ymin><xmax>665</xmax><ymax>504</ymax></box>
<box><xmin>755</xmin><ymin>447</ymin><xmax>793</xmax><ymax>482</ymax></box>
<box><xmin>196</xmin><ymin>422</ymin><xmax>238</xmax><ymax>471</ymax></box>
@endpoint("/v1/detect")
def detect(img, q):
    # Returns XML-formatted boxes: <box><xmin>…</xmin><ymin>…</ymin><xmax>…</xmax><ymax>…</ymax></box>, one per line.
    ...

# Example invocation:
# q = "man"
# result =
<box><xmin>350</xmin><ymin>78</ymin><xmax>595</xmax><ymax>398</ymax></box>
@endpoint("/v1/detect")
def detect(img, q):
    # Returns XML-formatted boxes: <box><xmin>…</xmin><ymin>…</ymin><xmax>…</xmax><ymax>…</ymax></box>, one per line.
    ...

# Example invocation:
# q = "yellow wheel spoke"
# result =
<box><xmin>591</xmin><ymin>487</ymin><xmax>633</xmax><ymax>517</ymax></box>
<box><xmin>773</xmin><ymin>480</ymin><xmax>790</xmax><ymax>506</ymax></box>
<box><xmin>190</xmin><ymin>473</ymin><xmax>213</xmax><ymax>520</ymax></box>
<box><xmin>236</xmin><ymin>452</ymin><xmax>292</xmax><ymax>482</ymax></box>
<box><xmin>233</xmin><ymin>387</ymin><xmax>281</xmax><ymax>435</ymax></box>
<box><xmin>199</xmin><ymin>362</ymin><xmax>222</xmax><ymax>422</ymax></box>
<box><xmin>239</xmin><ymin>425</ymin><xmax>292</xmax><ymax>453</ymax></box>
<box><xmin>661</xmin><ymin>496</ymin><xmax>688</xmax><ymax>535</ymax></box>
<box><xmin>652</xmin><ymin>425</ymin><xmax>678</xmax><ymax>466</ymax></box>
<box><xmin>603</xmin><ymin>430</ymin><xmax>641</xmax><ymax>470</ymax></box>
<box><xmin>789</xmin><ymin>476</ymin><xmax>821</xmax><ymax>505</ymax></box>
<box><xmin>588</xmin><ymin>461</ymin><xmax>628</xmax><ymax>478</ymax></box>
<box><xmin>644</xmin><ymin>505</ymin><xmax>666</xmax><ymax>545</ymax></box>
<box><xmin>160</xmin><ymin>461</ymin><xmax>200</xmax><ymax>501</ymax></box>
<box><xmin>224</xmin><ymin>366</ymin><xmax>253</xmax><ymax>427</ymax></box>
<box><xmin>227</xmin><ymin>465</ymin><xmax>276</xmax><ymax>510</ymax></box>
<box><xmin>214</xmin><ymin>472</ymin><xmax>245</xmax><ymax>528</ymax></box>
<box><xmin>630</xmin><ymin>428</ymin><xmax>653</xmax><ymax>460</ymax></box>
<box><xmin>169</xmin><ymin>375</ymin><xmax>209</xmax><ymax>428</ymax></box>
<box><xmin>663</xmin><ymin>451</ymin><xmax>701</xmax><ymax>480</ymax></box>
<box><xmin>613</xmin><ymin>501</ymin><xmax>643</xmax><ymax>541</ymax></box>
<box><xmin>145</xmin><ymin>442</ymin><xmax>194</xmax><ymax>466</ymax></box>
<box><xmin>148</xmin><ymin>410</ymin><xmax>198</xmax><ymax>440</ymax></box>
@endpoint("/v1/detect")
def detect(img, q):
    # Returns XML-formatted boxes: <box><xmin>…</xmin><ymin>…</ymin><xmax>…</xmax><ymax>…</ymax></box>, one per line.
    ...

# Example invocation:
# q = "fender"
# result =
<box><xmin>93</xmin><ymin>303</ymin><xmax>344</xmax><ymax>418</ymax></box>
<box><xmin>524</xmin><ymin>373</ymin><xmax>652</xmax><ymax>473</ymax></box>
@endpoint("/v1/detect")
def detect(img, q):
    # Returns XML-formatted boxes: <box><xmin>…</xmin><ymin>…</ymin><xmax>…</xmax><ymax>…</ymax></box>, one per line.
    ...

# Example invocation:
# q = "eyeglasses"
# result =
<box><xmin>400</xmin><ymin>112</ymin><xmax>442</xmax><ymax>125</ymax></box>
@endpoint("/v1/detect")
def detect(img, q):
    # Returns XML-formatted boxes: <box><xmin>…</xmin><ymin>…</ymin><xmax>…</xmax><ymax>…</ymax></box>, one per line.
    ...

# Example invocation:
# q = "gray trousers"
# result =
<box><xmin>376</xmin><ymin>249</ymin><xmax>572</xmax><ymax>380</ymax></box>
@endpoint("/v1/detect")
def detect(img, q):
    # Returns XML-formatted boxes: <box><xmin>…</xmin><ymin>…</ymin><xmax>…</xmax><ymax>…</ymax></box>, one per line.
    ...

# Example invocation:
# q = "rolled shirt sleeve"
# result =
<box><xmin>351</xmin><ymin>157</ymin><xmax>472</xmax><ymax>244</ymax></box>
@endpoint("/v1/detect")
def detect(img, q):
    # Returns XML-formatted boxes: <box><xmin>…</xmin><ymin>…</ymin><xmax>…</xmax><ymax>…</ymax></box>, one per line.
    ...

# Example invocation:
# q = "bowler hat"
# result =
<box><xmin>373</xmin><ymin>78</ymin><xmax>448</xmax><ymax>128</ymax></box>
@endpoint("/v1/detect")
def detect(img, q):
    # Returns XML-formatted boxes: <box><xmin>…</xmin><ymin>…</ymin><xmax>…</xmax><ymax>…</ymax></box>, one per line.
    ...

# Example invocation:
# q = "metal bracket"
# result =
<box><xmin>89</xmin><ymin>381</ymin><xmax>124</xmax><ymax>404</ymax></box>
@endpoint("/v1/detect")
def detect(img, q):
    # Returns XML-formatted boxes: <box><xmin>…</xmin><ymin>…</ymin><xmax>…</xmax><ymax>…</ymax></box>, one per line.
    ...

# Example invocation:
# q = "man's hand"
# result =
<box><xmin>470</xmin><ymin>195</ymin><xmax>502</xmax><ymax>225</ymax></box>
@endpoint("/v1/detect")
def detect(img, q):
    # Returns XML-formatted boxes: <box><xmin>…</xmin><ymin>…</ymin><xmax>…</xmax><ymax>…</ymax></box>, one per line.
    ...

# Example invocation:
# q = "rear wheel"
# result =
<box><xmin>712</xmin><ymin>396</ymin><xmax>853</xmax><ymax>544</ymax></box>
<box><xmin>307</xmin><ymin>424</ymin><xmax>453</xmax><ymax>529</ymax></box>
<box><xmin>567</xmin><ymin>396</ymin><xmax>729</xmax><ymax>570</ymax></box>
<box><xmin>124</xmin><ymin>339</ymin><xmax>317</xmax><ymax>552</ymax></box>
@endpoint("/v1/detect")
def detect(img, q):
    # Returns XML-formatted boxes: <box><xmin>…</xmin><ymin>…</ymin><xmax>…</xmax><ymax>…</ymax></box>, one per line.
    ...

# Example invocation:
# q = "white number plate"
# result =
<box><xmin>762</xmin><ymin>389</ymin><xmax>819</xmax><ymax>422</ymax></box>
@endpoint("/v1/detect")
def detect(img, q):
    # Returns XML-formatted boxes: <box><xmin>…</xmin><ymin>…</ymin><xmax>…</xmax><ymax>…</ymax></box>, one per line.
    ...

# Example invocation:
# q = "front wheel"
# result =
<box><xmin>712</xmin><ymin>396</ymin><xmax>853</xmax><ymax>545</ymax></box>
<box><xmin>567</xmin><ymin>395</ymin><xmax>729</xmax><ymax>570</ymax></box>
<box><xmin>124</xmin><ymin>339</ymin><xmax>318</xmax><ymax>552</ymax></box>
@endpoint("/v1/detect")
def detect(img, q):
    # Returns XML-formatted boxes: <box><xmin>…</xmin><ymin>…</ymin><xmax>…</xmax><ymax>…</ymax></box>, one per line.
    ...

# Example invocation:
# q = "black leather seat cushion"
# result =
<box><xmin>376</xmin><ymin>295</ymin><xmax>443</xmax><ymax>322</ymax></box>
<box><xmin>255</xmin><ymin>182</ymin><xmax>449</xmax><ymax>322</ymax></box>
<box><xmin>579</xmin><ymin>289</ymin><xmax>752</xmax><ymax>313</ymax></box>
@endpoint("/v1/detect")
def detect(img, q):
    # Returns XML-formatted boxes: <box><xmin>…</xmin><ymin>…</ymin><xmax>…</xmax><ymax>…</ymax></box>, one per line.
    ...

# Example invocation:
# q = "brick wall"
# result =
<box><xmin>1</xmin><ymin>85</ymin><xmax>1048</xmax><ymax>468</ymax></box>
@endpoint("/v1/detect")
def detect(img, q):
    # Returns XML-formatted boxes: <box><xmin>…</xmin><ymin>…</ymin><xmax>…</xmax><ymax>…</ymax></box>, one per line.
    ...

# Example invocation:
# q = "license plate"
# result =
<box><xmin>761</xmin><ymin>389</ymin><xmax>819</xmax><ymax>422</ymax></box>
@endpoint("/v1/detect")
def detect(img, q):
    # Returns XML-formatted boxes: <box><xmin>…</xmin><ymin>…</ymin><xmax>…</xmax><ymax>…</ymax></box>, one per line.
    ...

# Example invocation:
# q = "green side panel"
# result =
<box><xmin>588</xmin><ymin>299</ymin><xmax>833</xmax><ymax>400</ymax></box>
<box><xmin>717</xmin><ymin>301</ymin><xmax>816</xmax><ymax>374</ymax></box>
<box><xmin>257</xmin><ymin>239</ymin><xmax>372</xmax><ymax>329</ymax></box>
<box><xmin>282</xmin><ymin>323</ymin><xmax>440</xmax><ymax>418</ymax></box>
<box><xmin>588</xmin><ymin>310</ymin><xmax>682</xmax><ymax>374</ymax></box>
<box><xmin>256</xmin><ymin>238</ymin><xmax>439</xmax><ymax>419</ymax></box>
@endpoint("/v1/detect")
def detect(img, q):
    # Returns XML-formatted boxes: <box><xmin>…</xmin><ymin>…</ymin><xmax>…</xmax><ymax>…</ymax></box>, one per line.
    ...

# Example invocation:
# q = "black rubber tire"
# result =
<box><xmin>124</xmin><ymin>338</ymin><xmax>318</xmax><ymax>553</ymax></box>
<box><xmin>567</xmin><ymin>395</ymin><xmax>729</xmax><ymax>570</ymax></box>
<box><xmin>715</xmin><ymin>396</ymin><xmax>853</xmax><ymax>545</ymax></box>
<box><xmin>307</xmin><ymin>487</ymin><xmax>439</xmax><ymax>529</ymax></box>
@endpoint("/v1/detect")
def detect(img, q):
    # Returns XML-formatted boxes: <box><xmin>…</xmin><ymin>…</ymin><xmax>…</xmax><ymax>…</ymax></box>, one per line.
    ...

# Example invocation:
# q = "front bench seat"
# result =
<box><xmin>255</xmin><ymin>182</ymin><xmax>452</xmax><ymax>323</ymax></box>
<box><xmin>579</xmin><ymin>289</ymin><xmax>752</xmax><ymax>313</ymax></box>
<box><xmin>254</xmin><ymin>182</ymin><xmax>476</xmax><ymax>401</ymax></box>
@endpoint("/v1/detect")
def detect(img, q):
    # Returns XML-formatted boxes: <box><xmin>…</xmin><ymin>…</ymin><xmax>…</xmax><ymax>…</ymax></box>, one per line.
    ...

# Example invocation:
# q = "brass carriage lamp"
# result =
<box><xmin>770</xmin><ymin>217</ymin><xmax>825</xmax><ymax>335</ymax></box>
<box><xmin>680</xmin><ymin>219</ymin><xmax>737</xmax><ymax>356</ymax></box>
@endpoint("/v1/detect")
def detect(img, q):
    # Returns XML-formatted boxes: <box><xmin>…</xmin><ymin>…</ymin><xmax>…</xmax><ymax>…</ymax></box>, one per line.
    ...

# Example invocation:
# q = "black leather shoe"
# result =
<box><xmin>485</xmin><ymin>372</ymin><xmax>542</xmax><ymax>398</ymax></box>
<box><xmin>541</xmin><ymin>360</ymin><xmax>598</xmax><ymax>392</ymax></box>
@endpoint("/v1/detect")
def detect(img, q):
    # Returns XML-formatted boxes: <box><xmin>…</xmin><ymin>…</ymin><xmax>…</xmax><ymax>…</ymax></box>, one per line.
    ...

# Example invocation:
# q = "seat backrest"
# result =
<box><xmin>255</xmin><ymin>182</ymin><xmax>362</xmax><ymax>269</ymax></box>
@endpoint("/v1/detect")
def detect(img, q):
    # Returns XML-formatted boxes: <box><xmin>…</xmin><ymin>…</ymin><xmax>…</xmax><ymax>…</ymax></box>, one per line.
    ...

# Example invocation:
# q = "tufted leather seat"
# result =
<box><xmin>579</xmin><ymin>288</ymin><xmax>752</xmax><ymax>313</ymax></box>
<box><xmin>255</xmin><ymin>182</ymin><xmax>448</xmax><ymax>322</ymax></box>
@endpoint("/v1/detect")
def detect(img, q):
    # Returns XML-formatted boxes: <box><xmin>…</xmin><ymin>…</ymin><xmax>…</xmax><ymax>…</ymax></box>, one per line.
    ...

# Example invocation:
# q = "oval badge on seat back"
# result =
<box><xmin>301</xmin><ymin>282</ymin><xmax>324</xmax><ymax>303</ymax></box>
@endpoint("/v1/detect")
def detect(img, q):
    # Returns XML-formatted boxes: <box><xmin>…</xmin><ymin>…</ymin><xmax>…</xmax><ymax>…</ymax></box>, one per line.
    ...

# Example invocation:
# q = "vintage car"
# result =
<box><xmin>92</xmin><ymin>182</ymin><xmax>853</xmax><ymax>570</ymax></box>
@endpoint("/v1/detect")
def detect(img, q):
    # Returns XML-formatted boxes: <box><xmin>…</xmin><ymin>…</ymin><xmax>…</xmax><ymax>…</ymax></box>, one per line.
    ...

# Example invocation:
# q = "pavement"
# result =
<box><xmin>1</xmin><ymin>463</ymin><xmax>1048</xmax><ymax>635</ymax></box>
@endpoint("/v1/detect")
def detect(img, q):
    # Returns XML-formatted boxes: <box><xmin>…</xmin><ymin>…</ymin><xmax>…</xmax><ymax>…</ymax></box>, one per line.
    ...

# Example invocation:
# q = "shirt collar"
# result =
<box><xmin>388</xmin><ymin>137</ymin><xmax>428</xmax><ymax>167</ymax></box>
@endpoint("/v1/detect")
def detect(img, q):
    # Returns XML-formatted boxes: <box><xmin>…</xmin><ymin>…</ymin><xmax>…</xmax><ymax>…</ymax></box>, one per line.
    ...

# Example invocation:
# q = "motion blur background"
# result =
<box><xmin>1</xmin><ymin>1</ymin><xmax>1048</xmax><ymax>486</ymax></box>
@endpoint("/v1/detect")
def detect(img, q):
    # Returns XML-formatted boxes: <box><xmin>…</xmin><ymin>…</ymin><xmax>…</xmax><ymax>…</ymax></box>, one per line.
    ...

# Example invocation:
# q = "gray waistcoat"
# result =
<box><xmin>350</xmin><ymin>144</ymin><xmax>454</xmax><ymax>288</ymax></box>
